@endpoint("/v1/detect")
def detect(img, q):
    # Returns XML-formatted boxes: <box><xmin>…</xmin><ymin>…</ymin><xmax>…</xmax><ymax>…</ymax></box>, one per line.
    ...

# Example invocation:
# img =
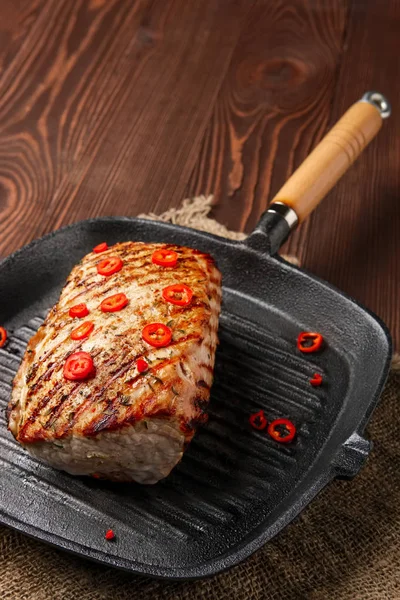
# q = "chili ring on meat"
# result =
<box><xmin>7</xmin><ymin>242</ymin><xmax>221</xmax><ymax>484</ymax></box>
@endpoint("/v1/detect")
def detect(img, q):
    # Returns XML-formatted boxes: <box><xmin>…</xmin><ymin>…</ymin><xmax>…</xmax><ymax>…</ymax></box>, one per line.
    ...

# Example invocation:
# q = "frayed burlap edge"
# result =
<box><xmin>139</xmin><ymin>195</ymin><xmax>246</xmax><ymax>241</ymax></box>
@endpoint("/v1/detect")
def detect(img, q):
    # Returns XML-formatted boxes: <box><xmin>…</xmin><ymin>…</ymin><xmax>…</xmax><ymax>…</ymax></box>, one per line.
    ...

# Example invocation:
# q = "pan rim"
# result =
<box><xmin>0</xmin><ymin>216</ymin><xmax>240</xmax><ymax>268</ymax></box>
<box><xmin>0</xmin><ymin>469</ymin><xmax>334</xmax><ymax>580</ymax></box>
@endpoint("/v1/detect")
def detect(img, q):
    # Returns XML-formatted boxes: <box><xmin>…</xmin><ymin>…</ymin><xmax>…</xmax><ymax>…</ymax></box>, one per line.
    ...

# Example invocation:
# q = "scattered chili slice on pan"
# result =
<box><xmin>136</xmin><ymin>358</ymin><xmax>149</xmax><ymax>373</ymax></box>
<box><xmin>100</xmin><ymin>293</ymin><xmax>128</xmax><ymax>313</ymax></box>
<box><xmin>152</xmin><ymin>248</ymin><xmax>178</xmax><ymax>267</ymax></box>
<box><xmin>93</xmin><ymin>242</ymin><xmax>108</xmax><ymax>253</ymax></box>
<box><xmin>249</xmin><ymin>410</ymin><xmax>268</xmax><ymax>431</ymax></box>
<box><xmin>310</xmin><ymin>373</ymin><xmax>323</xmax><ymax>387</ymax></box>
<box><xmin>70</xmin><ymin>321</ymin><xmax>94</xmax><ymax>341</ymax></box>
<box><xmin>69</xmin><ymin>303</ymin><xmax>89</xmax><ymax>318</ymax></box>
<box><xmin>297</xmin><ymin>331</ymin><xmax>324</xmax><ymax>353</ymax></box>
<box><xmin>0</xmin><ymin>327</ymin><xmax>7</xmax><ymax>348</ymax></box>
<box><xmin>105</xmin><ymin>529</ymin><xmax>115</xmax><ymax>541</ymax></box>
<box><xmin>268</xmin><ymin>418</ymin><xmax>296</xmax><ymax>443</ymax></box>
<box><xmin>97</xmin><ymin>256</ymin><xmax>123</xmax><ymax>276</ymax></box>
<box><xmin>162</xmin><ymin>283</ymin><xmax>193</xmax><ymax>306</ymax></box>
<box><xmin>64</xmin><ymin>352</ymin><xmax>95</xmax><ymax>381</ymax></box>
<box><xmin>142</xmin><ymin>323</ymin><xmax>172</xmax><ymax>348</ymax></box>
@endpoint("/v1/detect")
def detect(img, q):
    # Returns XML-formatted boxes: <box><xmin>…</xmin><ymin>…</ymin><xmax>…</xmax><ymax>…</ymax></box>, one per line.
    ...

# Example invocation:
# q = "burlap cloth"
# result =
<box><xmin>1</xmin><ymin>197</ymin><xmax>399</xmax><ymax>600</ymax></box>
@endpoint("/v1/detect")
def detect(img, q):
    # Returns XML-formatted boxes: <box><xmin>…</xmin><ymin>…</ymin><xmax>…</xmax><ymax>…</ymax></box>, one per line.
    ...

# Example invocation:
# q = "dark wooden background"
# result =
<box><xmin>0</xmin><ymin>0</ymin><xmax>399</xmax><ymax>349</ymax></box>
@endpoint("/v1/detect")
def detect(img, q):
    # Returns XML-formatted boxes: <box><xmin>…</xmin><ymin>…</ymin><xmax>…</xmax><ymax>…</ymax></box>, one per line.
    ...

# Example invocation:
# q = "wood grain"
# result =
<box><xmin>293</xmin><ymin>0</ymin><xmax>400</xmax><ymax>351</ymax></box>
<box><xmin>186</xmin><ymin>0</ymin><xmax>349</xmax><ymax>232</ymax></box>
<box><xmin>0</xmin><ymin>0</ymin><xmax>252</xmax><ymax>256</ymax></box>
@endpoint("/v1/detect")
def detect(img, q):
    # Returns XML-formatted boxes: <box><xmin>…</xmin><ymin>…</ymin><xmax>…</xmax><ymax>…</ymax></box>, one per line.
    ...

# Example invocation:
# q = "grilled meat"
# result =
<box><xmin>7</xmin><ymin>241</ymin><xmax>222</xmax><ymax>483</ymax></box>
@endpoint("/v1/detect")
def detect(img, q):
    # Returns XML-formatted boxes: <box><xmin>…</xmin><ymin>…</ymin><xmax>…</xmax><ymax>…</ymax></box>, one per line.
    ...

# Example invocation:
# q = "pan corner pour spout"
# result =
<box><xmin>246</xmin><ymin>91</ymin><xmax>391</xmax><ymax>255</ymax></box>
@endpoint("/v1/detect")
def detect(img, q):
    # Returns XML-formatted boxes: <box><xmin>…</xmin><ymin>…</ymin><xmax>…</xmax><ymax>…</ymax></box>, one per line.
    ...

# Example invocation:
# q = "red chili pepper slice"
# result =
<box><xmin>297</xmin><ymin>332</ymin><xmax>324</xmax><ymax>353</ymax></box>
<box><xmin>162</xmin><ymin>284</ymin><xmax>193</xmax><ymax>306</ymax></box>
<box><xmin>100</xmin><ymin>293</ymin><xmax>128</xmax><ymax>313</ymax></box>
<box><xmin>69</xmin><ymin>303</ymin><xmax>89</xmax><ymax>319</ymax></box>
<box><xmin>0</xmin><ymin>326</ymin><xmax>7</xmax><ymax>348</ymax></box>
<box><xmin>64</xmin><ymin>351</ymin><xmax>94</xmax><ymax>381</ymax></box>
<box><xmin>70</xmin><ymin>321</ymin><xmax>94</xmax><ymax>341</ymax></box>
<box><xmin>142</xmin><ymin>323</ymin><xmax>172</xmax><ymax>348</ymax></box>
<box><xmin>97</xmin><ymin>256</ymin><xmax>123</xmax><ymax>276</ymax></box>
<box><xmin>310</xmin><ymin>373</ymin><xmax>323</xmax><ymax>387</ymax></box>
<box><xmin>136</xmin><ymin>358</ymin><xmax>149</xmax><ymax>373</ymax></box>
<box><xmin>268</xmin><ymin>418</ymin><xmax>296</xmax><ymax>443</ymax></box>
<box><xmin>152</xmin><ymin>249</ymin><xmax>178</xmax><ymax>267</ymax></box>
<box><xmin>249</xmin><ymin>410</ymin><xmax>268</xmax><ymax>431</ymax></box>
<box><xmin>105</xmin><ymin>529</ymin><xmax>115</xmax><ymax>541</ymax></box>
<box><xmin>93</xmin><ymin>242</ymin><xmax>108</xmax><ymax>254</ymax></box>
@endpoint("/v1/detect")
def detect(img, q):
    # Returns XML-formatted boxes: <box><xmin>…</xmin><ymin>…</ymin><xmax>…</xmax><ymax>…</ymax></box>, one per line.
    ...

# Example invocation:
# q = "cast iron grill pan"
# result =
<box><xmin>0</xmin><ymin>217</ymin><xmax>391</xmax><ymax>579</ymax></box>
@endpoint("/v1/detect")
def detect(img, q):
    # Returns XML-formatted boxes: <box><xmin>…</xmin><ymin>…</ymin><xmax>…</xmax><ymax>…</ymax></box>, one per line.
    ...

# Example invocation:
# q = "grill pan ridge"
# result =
<box><xmin>0</xmin><ymin>216</ymin><xmax>391</xmax><ymax>579</ymax></box>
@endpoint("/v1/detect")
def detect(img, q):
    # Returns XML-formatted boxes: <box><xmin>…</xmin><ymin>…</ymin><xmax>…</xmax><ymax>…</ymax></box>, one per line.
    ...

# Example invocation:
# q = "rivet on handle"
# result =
<box><xmin>360</xmin><ymin>91</ymin><xmax>391</xmax><ymax>119</ymax></box>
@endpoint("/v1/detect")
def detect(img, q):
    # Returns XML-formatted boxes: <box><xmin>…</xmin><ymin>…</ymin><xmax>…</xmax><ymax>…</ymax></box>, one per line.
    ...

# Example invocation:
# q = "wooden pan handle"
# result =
<box><xmin>270</xmin><ymin>92</ymin><xmax>391</xmax><ymax>223</ymax></box>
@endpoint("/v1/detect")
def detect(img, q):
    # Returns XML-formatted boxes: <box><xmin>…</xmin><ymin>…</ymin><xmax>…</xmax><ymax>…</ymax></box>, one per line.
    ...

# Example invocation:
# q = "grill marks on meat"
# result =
<box><xmin>7</xmin><ymin>241</ymin><xmax>221</xmax><ymax>483</ymax></box>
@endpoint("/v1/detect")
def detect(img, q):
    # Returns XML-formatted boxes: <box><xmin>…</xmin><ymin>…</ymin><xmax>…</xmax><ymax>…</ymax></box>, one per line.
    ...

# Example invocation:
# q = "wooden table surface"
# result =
<box><xmin>0</xmin><ymin>0</ymin><xmax>399</xmax><ymax>349</ymax></box>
